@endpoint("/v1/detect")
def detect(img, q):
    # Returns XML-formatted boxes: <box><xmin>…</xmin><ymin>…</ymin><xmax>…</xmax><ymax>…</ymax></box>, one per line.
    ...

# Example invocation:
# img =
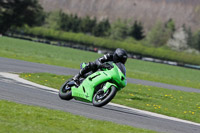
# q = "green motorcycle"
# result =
<box><xmin>59</xmin><ymin>62</ymin><xmax>127</xmax><ymax>107</ymax></box>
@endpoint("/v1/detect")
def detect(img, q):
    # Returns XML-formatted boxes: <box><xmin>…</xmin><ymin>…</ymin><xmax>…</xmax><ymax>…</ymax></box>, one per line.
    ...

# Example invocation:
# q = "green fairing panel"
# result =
<box><xmin>109</xmin><ymin>63</ymin><xmax>126</xmax><ymax>89</ymax></box>
<box><xmin>71</xmin><ymin>71</ymin><xmax>111</xmax><ymax>102</ymax></box>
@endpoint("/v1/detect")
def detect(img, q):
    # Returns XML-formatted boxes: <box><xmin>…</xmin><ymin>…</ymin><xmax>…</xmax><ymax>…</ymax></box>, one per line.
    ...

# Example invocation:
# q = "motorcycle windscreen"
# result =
<box><xmin>116</xmin><ymin>62</ymin><xmax>126</xmax><ymax>76</ymax></box>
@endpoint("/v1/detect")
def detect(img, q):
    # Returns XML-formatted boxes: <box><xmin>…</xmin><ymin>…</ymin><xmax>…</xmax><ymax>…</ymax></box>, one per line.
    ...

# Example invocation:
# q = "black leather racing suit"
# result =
<box><xmin>77</xmin><ymin>53</ymin><xmax>114</xmax><ymax>78</ymax></box>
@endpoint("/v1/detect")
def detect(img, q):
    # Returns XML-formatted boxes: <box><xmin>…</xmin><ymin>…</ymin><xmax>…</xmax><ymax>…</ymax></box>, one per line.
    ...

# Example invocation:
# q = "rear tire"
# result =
<box><xmin>92</xmin><ymin>86</ymin><xmax>117</xmax><ymax>107</ymax></box>
<box><xmin>59</xmin><ymin>81</ymin><xmax>73</xmax><ymax>100</ymax></box>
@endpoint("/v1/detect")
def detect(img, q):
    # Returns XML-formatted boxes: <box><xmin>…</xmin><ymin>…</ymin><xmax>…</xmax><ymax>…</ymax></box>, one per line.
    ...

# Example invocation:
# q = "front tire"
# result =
<box><xmin>92</xmin><ymin>86</ymin><xmax>117</xmax><ymax>107</ymax></box>
<box><xmin>59</xmin><ymin>81</ymin><xmax>73</xmax><ymax>100</ymax></box>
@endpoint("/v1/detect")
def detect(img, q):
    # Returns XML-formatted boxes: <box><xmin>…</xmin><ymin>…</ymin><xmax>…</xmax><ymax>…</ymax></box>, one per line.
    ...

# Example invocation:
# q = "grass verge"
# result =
<box><xmin>20</xmin><ymin>73</ymin><xmax>200</xmax><ymax>123</ymax></box>
<box><xmin>1</xmin><ymin>36</ymin><xmax>200</xmax><ymax>89</ymax></box>
<box><xmin>0</xmin><ymin>100</ymin><xmax>156</xmax><ymax>133</ymax></box>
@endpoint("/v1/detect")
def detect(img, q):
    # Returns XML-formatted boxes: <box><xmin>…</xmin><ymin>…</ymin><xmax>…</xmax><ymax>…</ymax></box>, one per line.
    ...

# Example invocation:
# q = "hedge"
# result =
<box><xmin>21</xmin><ymin>27</ymin><xmax>200</xmax><ymax>65</ymax></box>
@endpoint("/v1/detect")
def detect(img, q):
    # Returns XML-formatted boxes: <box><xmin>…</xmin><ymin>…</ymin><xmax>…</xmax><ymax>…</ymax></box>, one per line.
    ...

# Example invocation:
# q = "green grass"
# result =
<box><xmin>114</xmin><ymin>84</ymin><xmax>200</xmax><ymax>123</ymax></box>
<box><xmin>0</xmin><ymin>100</ymin><xmax>157</xmax><ymax>133</ymax></box>
<box><xmin>20</xmin><ymin>73</ymin><xmax>200</xmax><ymax>123</ymax></box>
<box><xmin>126</xmin><ymin>60</ymin><xmax>200</xmax><ymax>89</ymax></box>
<box><xmin>19</xmin><ymin>73</ymin><xmax>73</xmax><ymax>89</ymax></box>
<box><xmin>1</xmin><ymin>36</ymin><xmax>200</xmax><ymax>89</ymax></box>
<box><xmin>0</xmin><ymin>36</ymin><xmax>100</xmax><ymax>68</ymax></box>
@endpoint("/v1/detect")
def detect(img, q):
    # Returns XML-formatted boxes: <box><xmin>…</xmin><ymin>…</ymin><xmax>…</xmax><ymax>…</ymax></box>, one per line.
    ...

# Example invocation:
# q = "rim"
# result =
<box><xmin>94</xmin><ymin>89</ymin><xmax>110</xmax><ymax>102</ymax></box>
<box><xmin>61</xmin><ymin>84</ymin><xmax>71</xmax><ymax>93</ymax></box>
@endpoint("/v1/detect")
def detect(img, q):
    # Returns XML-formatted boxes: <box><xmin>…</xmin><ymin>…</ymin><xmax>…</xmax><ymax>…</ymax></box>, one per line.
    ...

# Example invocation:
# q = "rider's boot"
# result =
<box><xmin>72</xmin><ymin>73</ymin><xmax>81</xmax><ymax>87</ymax></box>
<box><xmin>73</xmin><ymin>63</ymin><xmax>92</xmax><ymax>86</ymax></box>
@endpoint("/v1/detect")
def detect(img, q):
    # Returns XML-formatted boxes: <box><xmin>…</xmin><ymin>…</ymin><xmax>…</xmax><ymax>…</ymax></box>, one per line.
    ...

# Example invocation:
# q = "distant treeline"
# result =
<box><xmin>0</xmin><ymin>0</ymin><xmax>44</xmax><ymax>33</ymax></box>
<box><xmin>42</xmin><ymin>8</ymin><xmax>200</xmax><ymax>53</ymax></box>
<box><xmin>42</xmin><ymin>10</ymin><xmax>145</xmax><ymax>41</ymax></box>
<box><xmin>1</xmin><ymin>0</ymin><xmax>200</xmax><ymax>61</ymax></box>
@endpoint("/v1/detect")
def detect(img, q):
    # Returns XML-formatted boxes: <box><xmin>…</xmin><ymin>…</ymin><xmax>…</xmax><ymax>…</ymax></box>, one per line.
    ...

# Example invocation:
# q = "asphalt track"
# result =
<box><xmin>0</xmin><ymin>57</ymin><xmax>200</xmax><ymax>93</ymax></box>
<box><xmin>0</xmin><ymin>57</ymin><xmax>200</xmax><ymax>133</ymax></box>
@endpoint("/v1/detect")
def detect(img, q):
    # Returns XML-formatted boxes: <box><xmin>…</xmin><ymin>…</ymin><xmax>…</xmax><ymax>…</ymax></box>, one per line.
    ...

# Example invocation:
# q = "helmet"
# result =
<box><xmin>113</xmin><ymin>48</ymin><xmax>128</xmax><ymax>64</ymax></box>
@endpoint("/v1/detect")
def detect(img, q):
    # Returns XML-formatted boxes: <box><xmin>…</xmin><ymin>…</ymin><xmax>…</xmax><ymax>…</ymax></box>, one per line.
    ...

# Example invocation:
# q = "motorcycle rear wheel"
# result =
<box><xmin>59</xmin><ymin>81</ymin><xmax>73</xmax><ymax>100</ymax></box>
<box><xmin>92</xmin><ymin>86</ymin><xmax>117</xmax><ymax>107</ymax></box>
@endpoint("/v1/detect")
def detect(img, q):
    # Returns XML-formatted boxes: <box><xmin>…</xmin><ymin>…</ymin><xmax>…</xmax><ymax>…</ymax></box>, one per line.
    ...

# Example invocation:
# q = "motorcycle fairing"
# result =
<box><xmin>71</xmin><ymin>71</ymin><xmax>111</xmax><ymax>102</ymax></box>
<box><xmin>71</xmin><ymin>63</ymin><xmax>126</xmax><ymax>102</ymax></box>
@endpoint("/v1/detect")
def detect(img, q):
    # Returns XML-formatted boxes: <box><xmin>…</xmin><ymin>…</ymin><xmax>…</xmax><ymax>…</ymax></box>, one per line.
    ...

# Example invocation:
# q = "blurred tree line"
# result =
<box><xmin>43</xmin><ymin>10</ymin><xmax>144</xmax><ymax>40</ymax></box>
<box><xmin>43</xmin><ymin>11</ymin><xmax>111</xmax><ymax>37</ymax></box>
<box><xmin>0</xmin><ymin>0</ymin><xmax>200</xmax><ymax>52</ymax></box>
<box><xmin>0</xmin><ymin>0</ymin><xmax>44</xmax><ymax>33</ymax></box>
<box><xmin>0</xmin><ymin>0</ymin><xmax>144</xmax><ymax>40</ymax></box>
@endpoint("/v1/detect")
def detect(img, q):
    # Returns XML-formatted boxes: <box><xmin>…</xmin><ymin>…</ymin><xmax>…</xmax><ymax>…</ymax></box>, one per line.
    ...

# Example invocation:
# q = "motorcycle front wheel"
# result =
<box><xmin>59</xmin><ymin>81</ymin><xmax>73</xmax><ymax>100</ymax></box>
<box><xmin>92</xmin><ymin>86</ymin><xmax>117</xmax><ymax>107</ymax></box>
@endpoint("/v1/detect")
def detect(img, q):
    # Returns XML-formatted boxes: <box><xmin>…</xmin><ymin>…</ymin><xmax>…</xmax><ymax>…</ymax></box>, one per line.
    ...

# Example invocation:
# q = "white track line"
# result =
<box><xmin>0</xmin><ymin>72</ymin><xmax>58</xmax><ymax>93</ymax></box>
<box><xmin>0</xmin><ymin>72</ymin><xmax>200</xmax><ymax>127</ymax></box>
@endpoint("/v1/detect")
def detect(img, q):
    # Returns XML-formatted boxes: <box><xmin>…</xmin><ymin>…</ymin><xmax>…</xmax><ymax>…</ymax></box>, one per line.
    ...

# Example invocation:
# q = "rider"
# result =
<box><xmin>73</xmin><ymin>48</ymin><xmax>128</xmax><ymax>85</ymax></box>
